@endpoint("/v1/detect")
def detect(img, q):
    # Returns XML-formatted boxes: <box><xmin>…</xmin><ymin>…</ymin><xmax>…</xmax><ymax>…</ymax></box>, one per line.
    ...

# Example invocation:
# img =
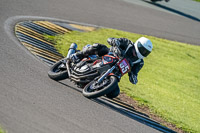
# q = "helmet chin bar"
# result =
<box><xmin>134</xmin><ymin>41</ymin><xmax>144</xmax><ymax>59</ymax></box>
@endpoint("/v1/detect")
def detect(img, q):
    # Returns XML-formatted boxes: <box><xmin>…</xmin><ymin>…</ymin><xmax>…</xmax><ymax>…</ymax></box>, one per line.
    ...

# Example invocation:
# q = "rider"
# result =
<box><xmin>70</xmin><ymin>37</ymin><xmax>153</xmax><ymax>85</ymax></box>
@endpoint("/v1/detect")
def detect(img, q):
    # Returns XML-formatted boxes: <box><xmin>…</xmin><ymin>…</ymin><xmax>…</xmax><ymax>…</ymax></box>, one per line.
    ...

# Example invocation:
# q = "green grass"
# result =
<box><xmin>0</xmin><ymin>126</ymin><xmax>6</xmax><ymax>133</ymax></box>
<box><xmin>45</xmin><ymin>28</ymin><xmax>200</xmax><ymax>132</ymax></box>
<box><xmin>194</xmin><ymin>0</ymin><xmax>200</xmax><ymax>2</ymax></box>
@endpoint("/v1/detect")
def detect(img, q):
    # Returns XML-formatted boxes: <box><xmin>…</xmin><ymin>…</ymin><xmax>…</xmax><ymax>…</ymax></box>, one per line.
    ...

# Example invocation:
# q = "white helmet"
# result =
<box><xmin>134</xmin><ymin>37</ymin><xmax>153</xmax><ymax>59</ymax></box>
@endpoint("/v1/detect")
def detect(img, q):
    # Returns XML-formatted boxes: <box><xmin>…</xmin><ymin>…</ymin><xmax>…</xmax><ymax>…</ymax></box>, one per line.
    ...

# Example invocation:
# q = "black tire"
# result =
<box><xmin>106</xmin><ymin>85</ymin><xmax>120</xmax><ymax>99</ymax></box>
<box><xmin>48</xmin><ymin>60</ymin><xmax>68</xmax><ymax>81</ymax></box>
<box><xmin>83</xmin><ymin>76</ymin><xmax>118</xmax><ymax>98</ymax></box>
<box><xmin>151</xmin><ymin>0</ymin><xmax>162</xmax><ymax>2</ymax></box>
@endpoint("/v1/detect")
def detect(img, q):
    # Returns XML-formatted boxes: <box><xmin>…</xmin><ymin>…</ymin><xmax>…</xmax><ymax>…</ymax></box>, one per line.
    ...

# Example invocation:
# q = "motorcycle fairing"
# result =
<box><xmin>102</xmin><ymin>55</ymin><xmax>117</xmax><ymax>65</ymax></box>
<box><xmin>70</xmin><ymin>54</ymin><xmax>117</xmax><ymax>84</ymax></box>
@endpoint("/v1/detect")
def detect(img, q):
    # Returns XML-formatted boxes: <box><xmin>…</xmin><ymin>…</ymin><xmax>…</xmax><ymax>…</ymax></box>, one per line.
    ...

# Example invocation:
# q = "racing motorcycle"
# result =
<box><xmin>48</xmin><ymin>43</ymin><xmax>132</xmax><ymax>99</ymax></box>
<box><xmin>151</xmin><ymin>0</ymin><xmax>170</xmax><ymax>2</ymax></box>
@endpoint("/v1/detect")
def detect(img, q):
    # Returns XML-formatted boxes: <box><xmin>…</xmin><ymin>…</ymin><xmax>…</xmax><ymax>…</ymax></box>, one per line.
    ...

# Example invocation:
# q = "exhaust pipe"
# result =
<box><xmin>66</xmin><ymin>43</ymin><xmax>78</xmax><ymax>77</ymax></box>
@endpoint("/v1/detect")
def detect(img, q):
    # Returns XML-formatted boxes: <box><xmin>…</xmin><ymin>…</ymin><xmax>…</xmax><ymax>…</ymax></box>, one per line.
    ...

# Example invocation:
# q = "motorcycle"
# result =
<box><xmin>151</xmin><ymin>0</ymin><xmax>170</xmax><ymax>2</ymax></box>
<box><xmin>48</xmin><ymin>43</ymin><xmax>132</xmax><ymax>99</ymax></box>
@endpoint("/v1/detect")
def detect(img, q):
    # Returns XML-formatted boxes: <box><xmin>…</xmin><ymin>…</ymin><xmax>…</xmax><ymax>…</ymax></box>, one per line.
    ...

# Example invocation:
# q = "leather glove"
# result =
<box><xmin>107</xmin><ymin>38</ymin><xmax>120</xmax><ymax>47</ymax></box>
<box><xmin>113</xmin><ymin>39</ymin><xmax>120</xmax><ymax>47</ymax></box>
<box><xmin>129</xmin><ymin>73</ymin><xmax>138</xmax><ymax>85</ymax></box>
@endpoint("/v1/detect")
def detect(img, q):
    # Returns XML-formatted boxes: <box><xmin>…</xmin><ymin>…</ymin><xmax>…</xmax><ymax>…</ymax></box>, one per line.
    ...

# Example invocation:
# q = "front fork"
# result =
<box><xmin>97</xmin><ymin>65</ymin><xmax>116</xmax><ymax>83</ymax></box>
<box><xmin>97</xmin><ymin>57</ymin><xmax>126</xmax><ymax>84</ymax></box>
<box><xmin>65</xmin><ymin>43</ymin><xmax>78</xmax><ymax>77</ymax></box>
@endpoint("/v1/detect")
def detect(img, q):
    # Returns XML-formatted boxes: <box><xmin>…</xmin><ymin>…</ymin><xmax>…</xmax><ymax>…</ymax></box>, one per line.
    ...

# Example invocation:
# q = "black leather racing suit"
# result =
<box><xmin>75</xmin><ymin>38</ymin><xmax>144</xmax><ymax>84</ymax></box>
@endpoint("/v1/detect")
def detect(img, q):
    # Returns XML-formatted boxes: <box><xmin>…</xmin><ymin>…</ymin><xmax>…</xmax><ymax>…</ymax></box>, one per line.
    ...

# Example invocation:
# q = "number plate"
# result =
<box><xmin>118</xmin><ymin>58</ymin><xmax>130</xmax><ymax>75</ymax></box>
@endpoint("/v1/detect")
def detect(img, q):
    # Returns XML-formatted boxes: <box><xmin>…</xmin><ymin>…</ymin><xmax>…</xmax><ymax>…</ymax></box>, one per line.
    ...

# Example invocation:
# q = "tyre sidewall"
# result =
<box><xmin>82</xmin><ymin>76</ymin><xmax>118</xmax><ymax>98</ymax></box>
<box><xmin>48</xmin><ymin>60</ymin><xmax>68</xmax><ymax>81</ymax></box>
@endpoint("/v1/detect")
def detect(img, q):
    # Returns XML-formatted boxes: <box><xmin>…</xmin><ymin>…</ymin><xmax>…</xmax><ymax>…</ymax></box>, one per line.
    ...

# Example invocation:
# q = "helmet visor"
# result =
<box><xmin>137</xmin><ymin>41</ymin><xmax>151</xmax><ymax>57</ymax></box>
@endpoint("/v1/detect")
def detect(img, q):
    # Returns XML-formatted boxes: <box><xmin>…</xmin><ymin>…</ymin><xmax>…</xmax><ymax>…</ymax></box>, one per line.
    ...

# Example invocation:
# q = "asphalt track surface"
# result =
<box><xmin>0</xmin><ymin>0</ymin><xmax>199</xmax><ymax>133</ymax></box>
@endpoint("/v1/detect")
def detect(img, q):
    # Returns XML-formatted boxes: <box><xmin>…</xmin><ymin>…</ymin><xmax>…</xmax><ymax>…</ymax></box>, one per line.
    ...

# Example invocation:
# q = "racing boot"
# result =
<box><xmin>69</xmin><ymin>52</ymin><xmax>84</xmax><ymax>63</ymax></box>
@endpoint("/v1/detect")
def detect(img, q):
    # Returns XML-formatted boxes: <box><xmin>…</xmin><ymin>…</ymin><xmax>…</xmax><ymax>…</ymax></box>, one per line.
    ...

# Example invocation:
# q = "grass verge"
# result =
<box><xmin>45</xmin><ymin>28</ymin><xmax>200</xmax><ymax>132</ymax></box>
<box><xmin>194</xmin><ymin>0</ymin><xmax>200</xmax><ymax>2</ymax></box>
<box><xmin>0</xmin><ymin>126</ymin><xmax>6</xmax><ymax>133</ymax></box>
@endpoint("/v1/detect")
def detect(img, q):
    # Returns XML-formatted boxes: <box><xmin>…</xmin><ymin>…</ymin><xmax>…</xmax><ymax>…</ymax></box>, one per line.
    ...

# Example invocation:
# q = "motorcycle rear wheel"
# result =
<box><xmin>48</xmin><ymin>60</ymin><xmax>68</xmax><ymax>81</ymax></box>
<box><xmin>83</xmin><ymin>76</ymin><xmax>118</xmax><ymax>98</ymax></box>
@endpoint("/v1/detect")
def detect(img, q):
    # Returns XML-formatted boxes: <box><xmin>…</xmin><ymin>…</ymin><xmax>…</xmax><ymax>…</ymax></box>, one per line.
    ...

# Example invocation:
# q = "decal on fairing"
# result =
<box><xmin>118</xmin><ymin>58</ymin><xmax>130</xmax><ymax>75</ymax></box>
<box><xmin>102</xmin><ymin>55</ymin><xmax>115</xmax><ymax>64</ymax></box>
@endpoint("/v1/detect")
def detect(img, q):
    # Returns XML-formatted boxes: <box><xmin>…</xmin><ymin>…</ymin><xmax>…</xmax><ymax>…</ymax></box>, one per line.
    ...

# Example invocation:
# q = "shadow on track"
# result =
<box><xmin>59</xmin><ymin>81</ymin><xmax>176</xmax><ymax>133</ymax></box>
<box><xmin>142</xmin><ymin>0</ymin><xmax>200</xmax><ymax>22</ymax></box>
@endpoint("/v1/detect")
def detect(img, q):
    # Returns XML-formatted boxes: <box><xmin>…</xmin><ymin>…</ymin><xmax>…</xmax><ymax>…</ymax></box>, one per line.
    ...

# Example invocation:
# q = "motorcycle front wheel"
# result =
<box><xmin>48</xmin><ymin>60</ymin><xmax>68</xmax><ymax>81</ymax></box>
<box><xmin>82</xmin><ymin>76</ymin><xmax>118</xmax><ymax>98</ymax></box>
